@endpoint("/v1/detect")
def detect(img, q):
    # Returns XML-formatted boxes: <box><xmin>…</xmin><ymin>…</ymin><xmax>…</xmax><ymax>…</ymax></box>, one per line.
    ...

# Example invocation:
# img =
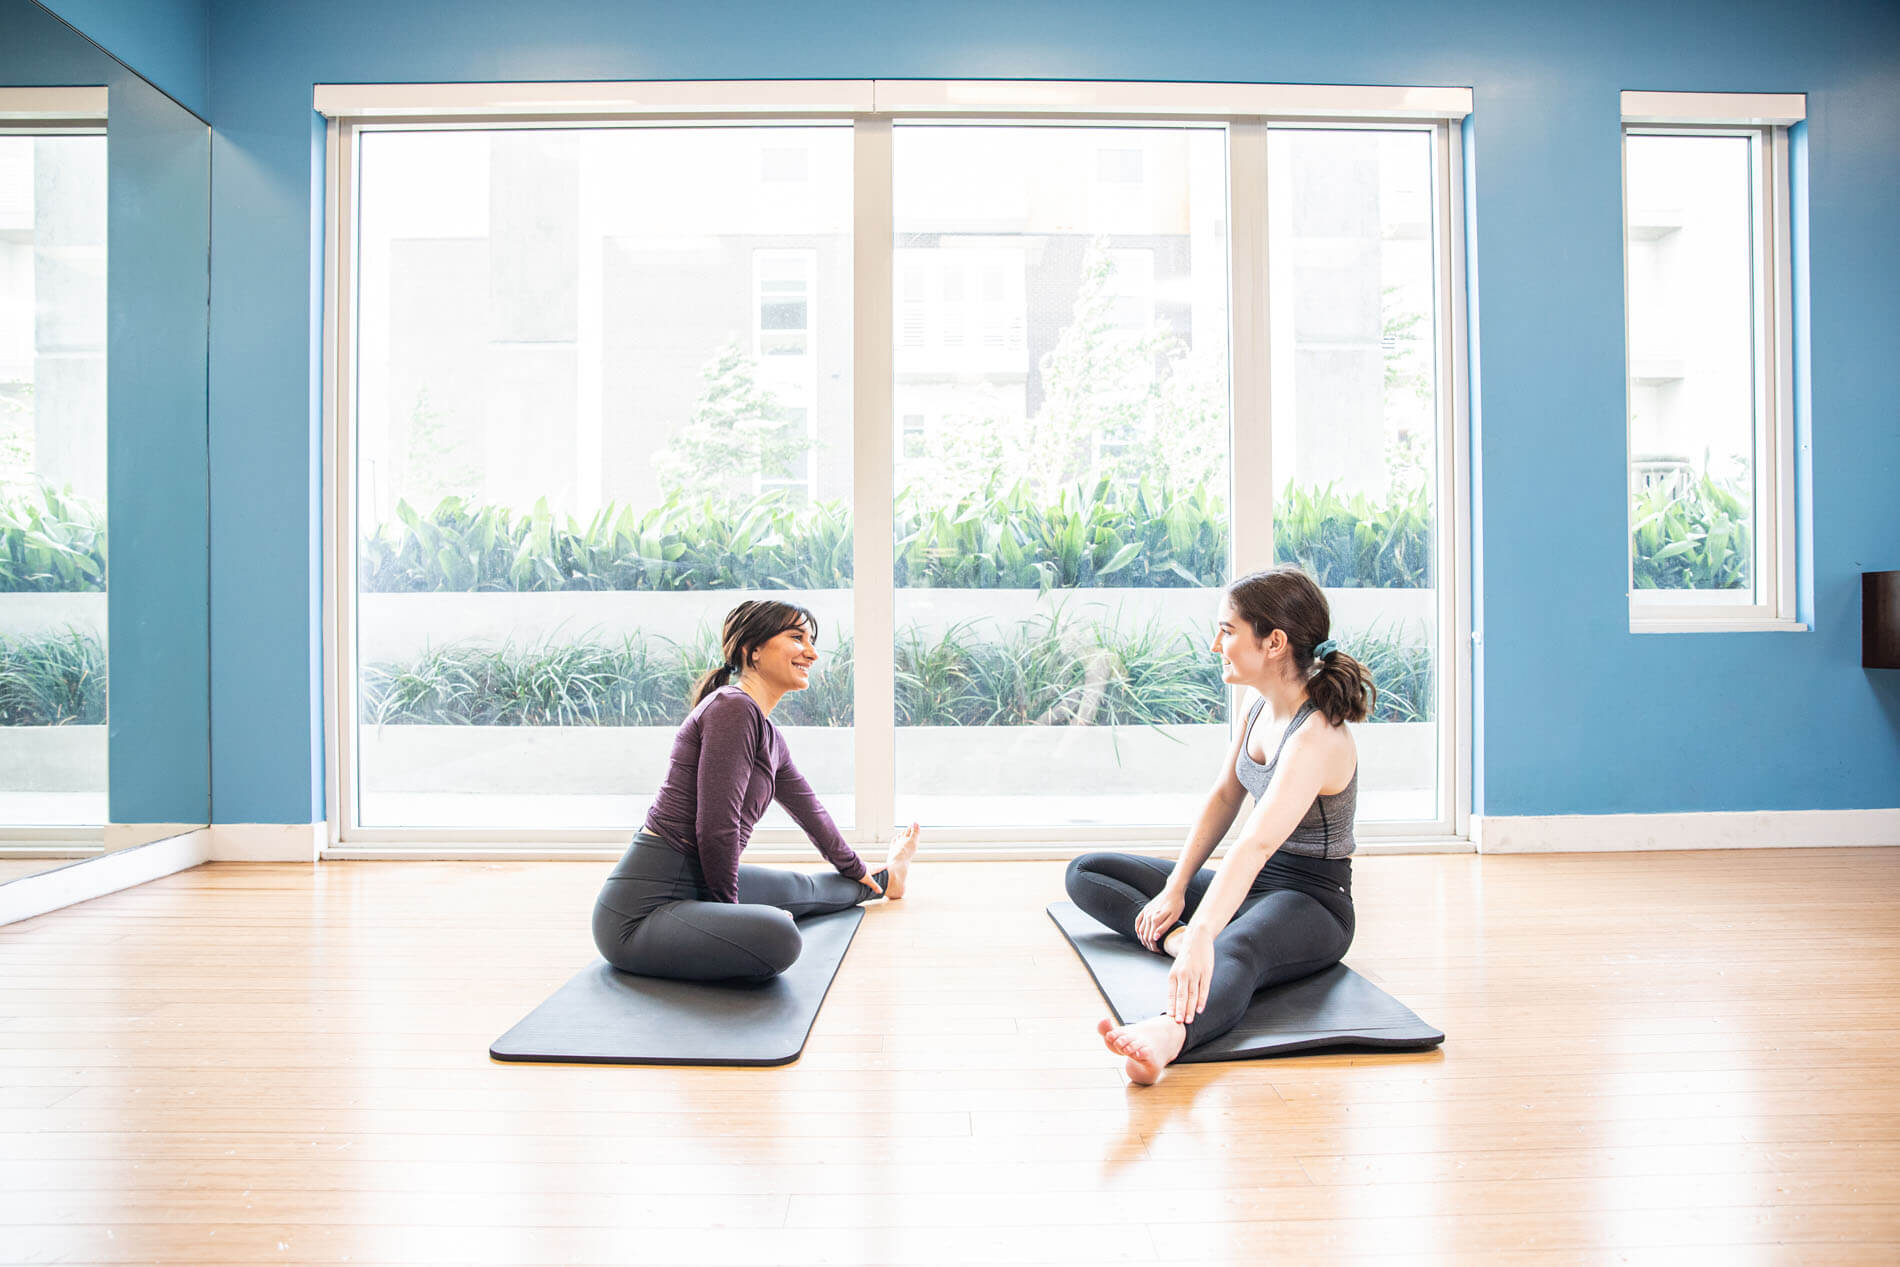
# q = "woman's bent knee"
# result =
<box><xmin>1065</xmin><ymin>852</ymin><xmax>1114</xmax><ymax>901</ymax></box>
<box><xmin>748</xmin><ymin>910</ymin><xmax>804</xmax><ymax>979</ymax></box>
<box><xmin>591</xmin><ymin>901</ymin><xmax>636</xmax><ymax>969</ymax></box>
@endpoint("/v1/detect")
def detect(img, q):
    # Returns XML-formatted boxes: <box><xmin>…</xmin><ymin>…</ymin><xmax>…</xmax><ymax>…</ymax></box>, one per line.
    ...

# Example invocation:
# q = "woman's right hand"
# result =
<box><xmin>1135</xmin><ymin>889</ymin><xmax>1186</xmax><ymax>950</ymax></box>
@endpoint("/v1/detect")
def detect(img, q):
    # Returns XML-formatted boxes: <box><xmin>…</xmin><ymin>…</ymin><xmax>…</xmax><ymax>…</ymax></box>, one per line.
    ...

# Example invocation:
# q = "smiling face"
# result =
<box><xmin>1210</xmin><ymin>596</ymin><xmax>1280</xmax><ymax>687</ymax></box>
<box><xmin>744</xmin><ymin>621</ymin><xmax>818</xmax><ymax>694</ymax></box>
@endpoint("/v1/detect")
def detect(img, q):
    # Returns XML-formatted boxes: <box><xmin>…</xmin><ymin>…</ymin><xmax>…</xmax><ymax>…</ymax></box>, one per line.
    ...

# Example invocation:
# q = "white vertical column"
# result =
<box><xmin>851</xmin><ymin>118</ymin><xmax>896</xmax><ymax>845</ymax></box>
<box><xmin>1226</xmin><ymin>121</ymin><xmax>1273</xmax><ymax>580</ymax></box>
<box><xmin>322</xmin><ymin>119</ymin><xmax>356</xmax><ymax>845</ymax></box>
<box><xmin>1442</xmin><ymin>121</ymin><xmax>1473</xmax><ymax>841</ymax></box>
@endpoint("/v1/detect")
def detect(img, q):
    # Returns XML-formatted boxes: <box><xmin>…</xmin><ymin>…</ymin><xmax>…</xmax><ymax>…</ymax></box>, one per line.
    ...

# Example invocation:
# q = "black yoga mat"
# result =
<box><xmin>1048</xmin><ymin>901</ymin><xmax>1443</xmax><ymax>1061</ymax></box>
<box><xmin>491</xmin><ymin>907</ymin><xmax>864</xmax><ymax>1067</ymax></box>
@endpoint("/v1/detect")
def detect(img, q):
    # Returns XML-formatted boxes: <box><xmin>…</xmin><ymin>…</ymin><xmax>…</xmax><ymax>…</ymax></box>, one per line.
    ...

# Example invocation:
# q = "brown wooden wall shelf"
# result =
<box><xmin>1867</xmin><ymin>571</ymin><xmax>1900</xmax><ymax>669</ymax></box>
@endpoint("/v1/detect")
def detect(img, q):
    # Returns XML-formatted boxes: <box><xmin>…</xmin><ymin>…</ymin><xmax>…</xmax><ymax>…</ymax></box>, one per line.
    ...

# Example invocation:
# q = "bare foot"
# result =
<box><xmin>1097</xmin><ymin>1015</ymin><xmax>1187</xmax><ymax>1086</ymax></box>
<box><xmin>882</xmin><ymin>822</ymin><xmax>920</xmax><ymax>900</ymax></box>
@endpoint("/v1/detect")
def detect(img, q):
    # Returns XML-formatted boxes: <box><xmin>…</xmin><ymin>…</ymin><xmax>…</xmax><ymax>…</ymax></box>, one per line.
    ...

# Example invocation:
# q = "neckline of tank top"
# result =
<box><xmin>1238</xmin><ymin>697</ymin><xmax>1317</xmax><ymax>770</ymax></box>
<box><xmin>1238</xmin><ymin>700</ymin><xmax>1360</xmax><ymax>794</ymax></box>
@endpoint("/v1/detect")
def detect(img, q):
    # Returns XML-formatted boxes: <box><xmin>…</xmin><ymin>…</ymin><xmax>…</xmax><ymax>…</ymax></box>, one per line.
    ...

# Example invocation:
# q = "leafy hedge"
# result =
<box><xmin>0</xmin><ymin>629</ymin><xmax>107</xmax><ymax>725</ymax></box>
<box><xmin>359</xmin><ymin>617</ymin><xmax>1431</xmax><ymax>729</ymax></box>
<box><xmin>1631</xmin><ymin>474</ymin><xmax>1751</xmax><ymax>591</ymax></box>
<box><xmin>358</xmin><ymin>480</ymin><xmax>1438</xmax><ymax>595</ymax></box>
<box><xmin>0</xmin><ymin>469</ymin><xmax>1763</xmax><ymax>599</ymax></box>
<box><xmin>0</xmin><ymin>482</ymin><xmax>107</xmax><ymax>594</ymax></box>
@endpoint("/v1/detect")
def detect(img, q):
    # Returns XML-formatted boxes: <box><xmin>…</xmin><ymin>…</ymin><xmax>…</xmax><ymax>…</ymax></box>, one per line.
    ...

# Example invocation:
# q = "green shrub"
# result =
<box><xmin>1348</xmin><ymin>623</ymin><xmax>1435</xmax><ymax>725</ymax></box>
<box><xmin>0</xmin><ymin>481</ymin><xmax>107</xmax><ymax>594</ymax></box>
<box><xmin>360</xmin><ymin>480</ymin><xmax>1435</xmax><ymax>595</ymax></box>
<box><xmin>0</xmin><ymin>629</ymin><xmax>107</xmax><ymax>725</ymax></box>
<box><xmin>359</xmin><ymin>634</ymin><xmax>691</xmax><ymax>727</ymax></box>
<box><xmin>1631</xmin><ymin>474</ymin><xmax>1751</xmax><ymax>590</ymax></box>
<box><xmin>359</xmin><ymin>616</ymin><xmax>1432</xmax><ymax>729</ymax></box>
<box><xmin>1273</xmin><ymin>482</ymin><xmax>1434</xmax><ymax>589</ymax></box>
<box><xmin>896</xmin><ymin>478</ymin><xmax>1229</xmax><ymax>591</ymax></box>
<box><xmin>358</xmin><ymin>493</ymin><xmax>853</xmax><ymax>594</ymax></box>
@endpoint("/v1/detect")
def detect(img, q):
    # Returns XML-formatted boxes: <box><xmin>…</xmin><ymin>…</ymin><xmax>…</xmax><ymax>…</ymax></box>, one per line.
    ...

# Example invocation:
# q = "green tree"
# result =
<box><xmin>900</xmin><ymin>241</ymin><xmax>1226</xmax><ymax>507</ymax></box>
<box><xmin>655</xmin><ymin>341</ymin><xmax>810</xmax><ymax>507</ymax></box>
<box><xmin>402</xmin><ymin>387</ymin><xmax>481</xmax><ymax>509</ymax></box>
<box><xmin>1032</xmin><ymin>241</ymin><xmax>1223</xmax><ymax>496</ymax></box>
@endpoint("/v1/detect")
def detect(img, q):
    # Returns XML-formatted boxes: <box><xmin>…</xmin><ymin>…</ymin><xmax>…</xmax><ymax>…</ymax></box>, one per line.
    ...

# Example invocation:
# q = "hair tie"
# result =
<box><xmin>1312</xmin><ymin>638</ymin><xmax>1339</xmax><ymax>660</ymax></box>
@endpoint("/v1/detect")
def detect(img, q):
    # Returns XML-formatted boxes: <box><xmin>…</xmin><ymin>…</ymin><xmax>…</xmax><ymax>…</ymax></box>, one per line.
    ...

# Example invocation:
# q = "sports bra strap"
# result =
<box><xmin>1264</xmin><ymin>700</ymin><xmax>1318</xmax><ymax>770</ymax></box>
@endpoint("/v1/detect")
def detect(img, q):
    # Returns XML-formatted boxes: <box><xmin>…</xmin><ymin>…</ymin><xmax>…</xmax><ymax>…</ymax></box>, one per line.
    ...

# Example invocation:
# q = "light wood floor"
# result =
<box><xmin>0</xmin><ymin>855</ymin><xmax>94</xmax><ymax>884</ymax></box>
<box><xmin>3</xmin><ymin>848</ymin><xmax>1899</xmax><ymax>1264</ymax></box>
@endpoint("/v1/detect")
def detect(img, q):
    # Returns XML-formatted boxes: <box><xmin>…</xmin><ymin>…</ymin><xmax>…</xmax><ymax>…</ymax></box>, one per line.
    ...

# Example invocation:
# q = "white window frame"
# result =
<box><xmin>1621</xmin><ymin>91</ymin><xmax>1804</xmax><ymax>634</ymax></box>
<box><xmin>318</xmin><ymin>81</ymin><xmax>1473</xmax><ymax>858</ymax></box>
<box><xmin>0</xmin><ymin>89</ymin><xmax>109</xmax><ymax>847</ymax></box>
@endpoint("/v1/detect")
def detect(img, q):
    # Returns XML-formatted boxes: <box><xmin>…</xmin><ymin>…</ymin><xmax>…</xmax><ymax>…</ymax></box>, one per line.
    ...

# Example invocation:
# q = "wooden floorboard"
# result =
<box><xmin>2</xmin><ymin>848</ymin><xmax>1899</xmax><ymax>1263</ymax></box>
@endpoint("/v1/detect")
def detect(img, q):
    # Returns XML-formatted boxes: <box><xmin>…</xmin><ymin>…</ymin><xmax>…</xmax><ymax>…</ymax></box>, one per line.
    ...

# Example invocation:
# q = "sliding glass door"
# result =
<box><xmin>890</xmin><ymin>123</ymin><xmax>1233</xmax><ymax>829</ymax></box>
<box><xmin>349</xmin><ymin>125</ymin><xmax>854</xmax><ymax>830</ymax></box>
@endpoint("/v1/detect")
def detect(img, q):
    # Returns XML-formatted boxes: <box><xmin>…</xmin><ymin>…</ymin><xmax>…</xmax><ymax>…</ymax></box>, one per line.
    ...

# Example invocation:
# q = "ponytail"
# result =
<box><xmin>1305</xmin><ymin>646</ymin><xmax>1376</xmax><ymax>726</ymax></box>
<box><xmin>688</xmin><ymin>663</ymin><xmax>736</xmax><ymax>711</ymax></box>
<box><xmin>1227</xmin><ymin>565</ymin><xmax>1376</xmax><ymax>726</ymax></box>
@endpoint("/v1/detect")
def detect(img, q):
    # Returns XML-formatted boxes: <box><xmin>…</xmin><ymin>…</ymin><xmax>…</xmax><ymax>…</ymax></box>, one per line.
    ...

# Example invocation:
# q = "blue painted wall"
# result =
<box><xmin>0</xmin><ymin>0</ymin><xmax>212</xmax><ymax>828</ymax></box>
<box><xmin>34</xmin><ymin>0</ymin><xmax>209</xmax><ymax>121</ymax></box>
<box><xmin>191</xmin><ymin>0</ymin><xmax>1899</xmax><ymax>822</ymax></box>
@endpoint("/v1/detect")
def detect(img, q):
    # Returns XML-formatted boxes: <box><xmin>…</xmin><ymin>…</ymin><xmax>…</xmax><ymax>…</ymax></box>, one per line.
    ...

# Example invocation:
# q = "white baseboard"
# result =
<box><xmin>1475</xmin><ymin>809</ymin><xmax>1900</xmax><ymax>853</ymax></box>
<box><xmin>209</xmin><ymin>822</ymin><xmax>326</xmax><ymax>862</ymax></box>
<box><xmin>105</xmin><ymin>822</ymin><xmax>205</xmax><ymax>851</ymax></box>
<box><xmin>0</xmin><ymin>828</ymin><xmax>211</xmax><ymax>926</ymax></box>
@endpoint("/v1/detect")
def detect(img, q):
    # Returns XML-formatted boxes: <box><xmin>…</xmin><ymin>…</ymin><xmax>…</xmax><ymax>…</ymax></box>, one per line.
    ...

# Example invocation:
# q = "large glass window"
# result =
<box><xmin>0</xmin><ymin>132</ymin><xmax>107</xmax><ymax>829</ymax></box>
<box><xmin>889</xmin><ymin>124</ymin><xmax>1233</xmax><ymax>828</ymax></box>
<box><xmin>333</xmin><ymin>94</ymin><xmax>1468</xmax><ymax>846</ymax></box>
<box><xmin>1268</xmin><ymin>128</ymin><xmax>1442</xmax><ymax>824</ymax></box>
<box><xmin>1623</xmin><ymin>128</ymin><xmax>1788</xmax><ymax>622</ymax></box>
<box><xmin>351</xmin><ymin>125</ymin><xmax>854</xmax><ymax>831</ymax></box>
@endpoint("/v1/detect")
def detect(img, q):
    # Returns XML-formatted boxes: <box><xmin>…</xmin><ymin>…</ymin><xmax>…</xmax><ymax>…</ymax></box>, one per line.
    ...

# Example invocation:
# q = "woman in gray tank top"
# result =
<box><xmin>1064</xmin><ymin>565</ymin><xmax>1376</xmax><ymax>1084</ymax></box>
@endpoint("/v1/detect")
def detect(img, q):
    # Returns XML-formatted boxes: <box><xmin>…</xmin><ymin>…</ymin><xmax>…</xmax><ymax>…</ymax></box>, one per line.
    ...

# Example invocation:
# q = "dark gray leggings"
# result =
<box><xmin>593</xmin><ymin>834</ymin><xmax>883</xmax><ymax>982</ymax></box>
<box><xmin>1065</xmin><ymin>851</ymin><xmax>1354</xmax><ymax>1051</ymax></box>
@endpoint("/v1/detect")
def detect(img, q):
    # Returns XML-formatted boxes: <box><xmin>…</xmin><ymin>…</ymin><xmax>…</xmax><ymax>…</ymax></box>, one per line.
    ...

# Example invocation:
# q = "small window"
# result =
<box><xmin>1621</xmin><ymin>92</ymin><xmax>1802</xmax><ymax>632</ymax></box>
<box><xmin>755</xmin><ymin>250</ymin><xmax>813</xmax><ymax>358</ymax></box>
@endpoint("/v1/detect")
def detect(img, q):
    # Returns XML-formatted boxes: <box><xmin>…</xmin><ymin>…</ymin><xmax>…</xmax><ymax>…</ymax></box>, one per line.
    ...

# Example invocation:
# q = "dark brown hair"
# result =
<box><xmin>1226</xmin><ymin>565</ymin><xmax>1376</xmax><ymax>725</ymax></box>
<box><xmin>688</xmin><ymin>599</ymin><xmax>819</xmax><ymax>710</ymax></box>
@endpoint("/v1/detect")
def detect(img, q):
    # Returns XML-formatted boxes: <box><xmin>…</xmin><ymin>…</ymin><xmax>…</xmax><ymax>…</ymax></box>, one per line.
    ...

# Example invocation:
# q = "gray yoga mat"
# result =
<box><xmin>491</xmin><ymin>907</ymin><xmax>864</xmax><ymax>1067</ymax></box>
<box><xmin>1048</xmin><ymin>901</ymin><xmax>1443</xmax><ymax>1061</ymax></box>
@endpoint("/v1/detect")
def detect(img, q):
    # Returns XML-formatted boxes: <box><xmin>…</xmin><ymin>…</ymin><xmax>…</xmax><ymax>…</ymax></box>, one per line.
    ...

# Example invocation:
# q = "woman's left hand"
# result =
<box><xmin>1166</xmin><ymin>928</ymin><xmax>1215</xmax><ymax>1024</ymax></box>
<box><xmin>857</xmin><ymin>870</ymin><xmax>884</xmax><ymax>895</ymax></box>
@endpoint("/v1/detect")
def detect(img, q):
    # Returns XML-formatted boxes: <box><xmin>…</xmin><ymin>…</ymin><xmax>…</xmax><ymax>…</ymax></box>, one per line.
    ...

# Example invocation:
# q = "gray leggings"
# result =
<box><xmin>593</xmin><ymin>833</ymin><xmax>883</xmax><ymax>982</ymax></box>
<box><xmin>1065</xmin><ymin>850</ymin><xmax>1354</xmax><ymax>1051</ymax></box>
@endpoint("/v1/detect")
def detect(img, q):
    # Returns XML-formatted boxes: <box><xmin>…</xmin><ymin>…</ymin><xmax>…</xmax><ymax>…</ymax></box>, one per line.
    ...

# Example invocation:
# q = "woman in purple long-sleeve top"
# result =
<box><xmin>591</xmin><ymin>600</ymin><xmax>920</xmax><ymax>981</ymax></box>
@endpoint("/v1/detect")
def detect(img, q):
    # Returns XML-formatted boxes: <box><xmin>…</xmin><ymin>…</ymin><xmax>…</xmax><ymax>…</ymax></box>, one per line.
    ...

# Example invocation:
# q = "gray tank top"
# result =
<box><xmin>1236</xmin><ymin>698</ymin><xmax>1358</xmax><ymax>859</ymax></box>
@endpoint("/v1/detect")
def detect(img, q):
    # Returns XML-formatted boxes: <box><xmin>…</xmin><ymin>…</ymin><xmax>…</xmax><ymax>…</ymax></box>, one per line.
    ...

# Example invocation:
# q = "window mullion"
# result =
<box><xmin>1770</xmin><ymin>127</ymin><xmax>1797</xmax><ymax>621</ymax></box>
<box><xmin>1227</xmin><ymin>120</ymin><xmax>1273</xmax><ymax>578</ymax></box>
<box><xmin>851</xmin><ymin>117</ymin><xmax>896</xmax><ymax>846</ymax></box>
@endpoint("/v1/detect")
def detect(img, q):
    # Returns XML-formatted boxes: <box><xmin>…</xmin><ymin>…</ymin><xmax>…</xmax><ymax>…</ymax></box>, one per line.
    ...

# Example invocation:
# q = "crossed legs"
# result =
<box><xmin>1066</xmin><ymin>851</ymin><xmax>1353</xmax><ymax>1083</ymax></box>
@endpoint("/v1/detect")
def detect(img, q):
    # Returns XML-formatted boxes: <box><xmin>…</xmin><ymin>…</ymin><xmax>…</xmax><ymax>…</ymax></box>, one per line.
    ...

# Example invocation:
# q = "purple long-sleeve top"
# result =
<box><xmin>642</xmin><ymin>685</ymin><xmax>866</xmax><ymax>903</ymax></box>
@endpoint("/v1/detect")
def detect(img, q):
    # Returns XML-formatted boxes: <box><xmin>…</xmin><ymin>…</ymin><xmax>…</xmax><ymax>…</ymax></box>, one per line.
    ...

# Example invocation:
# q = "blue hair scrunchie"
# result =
<box><xmin>1312</xmin><ymin>638</ymin><xmax>1339</xmax><ymax>659</ymax></box>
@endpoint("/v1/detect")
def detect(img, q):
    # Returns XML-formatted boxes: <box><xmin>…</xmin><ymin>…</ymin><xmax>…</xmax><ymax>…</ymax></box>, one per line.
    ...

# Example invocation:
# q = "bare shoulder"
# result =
<box><xmin>1285</xmin><ymin>708</ymin><xmax>1358</xmax><ymax>791</ymax></box>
